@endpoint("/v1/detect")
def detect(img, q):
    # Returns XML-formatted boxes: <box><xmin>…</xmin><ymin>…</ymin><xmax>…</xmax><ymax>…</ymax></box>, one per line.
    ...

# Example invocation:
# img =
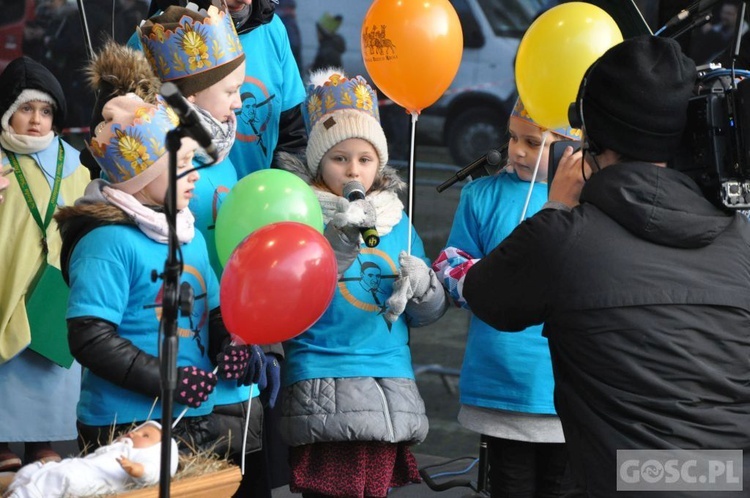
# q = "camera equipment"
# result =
<box><xmin>673</xmin><ymin>67</ymin><xmax>750</xmax><ymax>210</ymax></box>
<box><xmin>547</xmin><ymin>140</ymin><xmax>581</xmax><ymax>192</ymax></box>
<box><xmin>670</xmin><ymin>1</ymin><xmax>750</xmax><ymax>210</ymax></box>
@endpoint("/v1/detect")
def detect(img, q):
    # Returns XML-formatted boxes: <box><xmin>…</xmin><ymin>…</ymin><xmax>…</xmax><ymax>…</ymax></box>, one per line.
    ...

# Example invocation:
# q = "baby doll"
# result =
<box><xmin>3</xmin><ymin>421</ymin><xmax>178</xmax><ymax>498</ymax></box>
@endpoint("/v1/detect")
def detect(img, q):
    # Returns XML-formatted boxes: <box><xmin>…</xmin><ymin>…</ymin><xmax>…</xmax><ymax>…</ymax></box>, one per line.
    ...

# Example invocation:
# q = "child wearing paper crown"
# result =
<box><xmin>138</xmin><ymin>4</ymin><xmax>278</xmax><ymax>489</ymax></box>
<box><xmin>276</xmin><ymin>68</ymin><xmax>449</xmax><ymax>498</ymax></box>
<box><xmin>2</xmin><ymin>421</ymin><xmax>178</xmax><ymax>498</ymax></box>
<box><xmin>432</xmin><ymin>98</ymin><xmax>580</xmax><ymax>496</ymax></box>
<box><xmin>54</xmin><ymin>94</ymin><xmax>256</xmax><ymax>456</ymax></box>
<box><xmin>0</xmin><ymin>56</ymin><xmax>90</xmax><ymax>472</ymax></box>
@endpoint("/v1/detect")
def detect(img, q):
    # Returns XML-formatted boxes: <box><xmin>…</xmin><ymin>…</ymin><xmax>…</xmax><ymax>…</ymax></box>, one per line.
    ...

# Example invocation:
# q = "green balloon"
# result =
<box><xmin>215</xmin><ymin>169</ymin><xmax>324</xmax><ymax>267</ymax></box>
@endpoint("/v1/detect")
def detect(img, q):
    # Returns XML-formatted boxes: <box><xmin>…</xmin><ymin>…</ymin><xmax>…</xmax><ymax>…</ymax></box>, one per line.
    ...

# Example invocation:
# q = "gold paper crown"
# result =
<box><xmin>89</xmin><ymin>95</ymin><xmax>179</xmax><ymax>184</ymax></box>
<box><xmin>139</xmin><ymin>5</ymin><xmax>243</xmax><ymax>83</ymax></box>
<box><xmin>303</xmin><ymin>73</ymin><xmax>380</xmax><ymax>134</ymax></box>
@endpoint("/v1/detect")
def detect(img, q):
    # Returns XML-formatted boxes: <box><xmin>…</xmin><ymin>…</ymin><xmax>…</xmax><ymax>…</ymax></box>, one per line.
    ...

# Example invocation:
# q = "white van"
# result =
<box><xmin>295</xmin><ymin>0</ymin><xmax>551</xmax><ymax>166</ymax></box>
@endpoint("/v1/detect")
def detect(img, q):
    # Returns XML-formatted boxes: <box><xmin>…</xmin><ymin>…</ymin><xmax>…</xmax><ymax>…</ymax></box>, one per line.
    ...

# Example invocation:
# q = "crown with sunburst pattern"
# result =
<box><xmin>89</xmin><ymin>95</ymin><xmax>179</xmax><ymax>184</ymax></box>
<box><xmin>138</xmin><ymin>5</ymin><xmax>243</xmax><ymax>83</ymax></box>
<box><xmin>303</xmin><ymin>72</ymin><xmax>380</xmax><ymax>134</ymax></box>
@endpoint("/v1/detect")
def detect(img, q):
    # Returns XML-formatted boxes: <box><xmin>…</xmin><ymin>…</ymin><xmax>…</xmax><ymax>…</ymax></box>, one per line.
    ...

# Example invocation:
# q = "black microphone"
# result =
<box><xmin>436</xmin><ymin>146</ymin><xmax>505</xmax><ymax>193</ymax></box>
<box><xmin>656</xmin><ymin>0</ymin><xmax>721</xmax><ymax>35</ymax></box>
<box><xmin>342</xmin><ymin>180</ymin><xmax>380</xmax><ymax>248</ymax></box>
<box><xmin>160</xmin><ymin>82</ymin><xmax>219</xmax><ymax>163</ymax></box>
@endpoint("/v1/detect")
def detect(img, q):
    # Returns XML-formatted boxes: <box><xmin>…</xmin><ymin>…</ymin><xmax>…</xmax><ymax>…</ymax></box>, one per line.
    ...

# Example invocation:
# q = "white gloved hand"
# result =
<box><xmin>385</xmin><ymin>251</ymin><xmax>433</xmax><ymax>323</ymax></box>
<box><xmin>324</xmin><ymin>197</ymin><xmax>378</xmax><ymax>274</ymax></box>
<box><xmin>330</xmin><ymin>197</ymin><xmax>377</xmax><ymax>243</ymax></box>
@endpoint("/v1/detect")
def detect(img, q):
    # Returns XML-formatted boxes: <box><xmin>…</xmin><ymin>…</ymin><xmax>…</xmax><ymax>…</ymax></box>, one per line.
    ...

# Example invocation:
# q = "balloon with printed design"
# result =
<box><xmin>361</xmin><ymin>0</ymin><xmax>463</xmax><ymax>114</ymax></box>
<box><xmin>515</xmin><ymin>2</ymin><xmax>623</xmax><ymax>129</ymax></box>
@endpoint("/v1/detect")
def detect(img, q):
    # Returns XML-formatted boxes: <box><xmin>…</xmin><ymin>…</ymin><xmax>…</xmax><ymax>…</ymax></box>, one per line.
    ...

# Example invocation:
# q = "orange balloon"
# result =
<box><xmin>362</xmin><ymin>0</ymin><xmax>463</xmax><ymax>114</ymax></box>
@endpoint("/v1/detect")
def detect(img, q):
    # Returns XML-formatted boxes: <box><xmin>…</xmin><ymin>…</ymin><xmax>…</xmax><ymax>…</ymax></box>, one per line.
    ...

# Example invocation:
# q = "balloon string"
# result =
<box><xmin>519</xmin><ymin>132</ymin><xmax>547</xmax><ymax>224</ymax></box>
<box><xmin>240</xmin><ymin>391</ymin><xmax>253</xmax><ymax>475</ymax></box>
<box><xmin>407</xmin><ymin>111</ymin><xmax>418</xmax><ymax>255</ymax></box>
<box><xmin>172</xmin><ymin>363</ymin><xmax>220</xmax><ymax>429</ymax></box>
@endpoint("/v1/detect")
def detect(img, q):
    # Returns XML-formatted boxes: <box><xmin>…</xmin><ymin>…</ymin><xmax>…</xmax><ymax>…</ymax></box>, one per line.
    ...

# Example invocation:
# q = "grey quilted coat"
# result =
<box><xmin>280</xmin><ymin>376</ymin><xmax>428</xmax><ymax>447</ymax></box>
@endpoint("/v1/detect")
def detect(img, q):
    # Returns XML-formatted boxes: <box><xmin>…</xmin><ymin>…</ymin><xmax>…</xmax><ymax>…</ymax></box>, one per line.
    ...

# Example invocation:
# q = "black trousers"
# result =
<box><xmin>486</xmin><ymin>435</ymin><xmax>574</xmax><ymax>498</ymax></box>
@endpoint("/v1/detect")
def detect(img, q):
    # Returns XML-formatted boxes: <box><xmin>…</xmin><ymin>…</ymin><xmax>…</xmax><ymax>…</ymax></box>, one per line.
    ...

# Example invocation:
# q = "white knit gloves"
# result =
<box><xmin>385</xmin><ymin>251</ymin><xmax>442</xmax><ymax>324</ymax></box>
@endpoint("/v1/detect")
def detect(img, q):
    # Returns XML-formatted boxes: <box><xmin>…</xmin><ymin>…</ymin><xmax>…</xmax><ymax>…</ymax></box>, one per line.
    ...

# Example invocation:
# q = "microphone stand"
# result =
<box><xmin>157</xmin><ymin>126</ymin><xmax>194</xmax><ymax>498</ymax></box>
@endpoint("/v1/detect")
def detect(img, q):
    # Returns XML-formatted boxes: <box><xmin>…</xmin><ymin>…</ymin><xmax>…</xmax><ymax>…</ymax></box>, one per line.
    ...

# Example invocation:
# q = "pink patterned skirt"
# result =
<box><xmin>289</xmin><ymin>441</ymin><xmax>421</xmax><ymax>497</ymax></box>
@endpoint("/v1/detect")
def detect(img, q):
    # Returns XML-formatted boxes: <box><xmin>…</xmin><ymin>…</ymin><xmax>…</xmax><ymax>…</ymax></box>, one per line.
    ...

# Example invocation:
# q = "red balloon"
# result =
<box><xmin>220</xmin><ymin>222</ymin><xmax>338</xmax><ymax>345</ymax></box>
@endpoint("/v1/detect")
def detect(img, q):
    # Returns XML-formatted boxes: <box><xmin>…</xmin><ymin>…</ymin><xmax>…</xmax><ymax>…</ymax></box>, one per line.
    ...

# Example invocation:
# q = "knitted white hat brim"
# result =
<box><xmin>306</xmin><ymin>108</ymin><xmax>389</xmax><ymax>175</ymax></box>
<box><xmin>1</xmin><ymin>89</ymin><xmax>57</xmax><ymax>131</ymax></box>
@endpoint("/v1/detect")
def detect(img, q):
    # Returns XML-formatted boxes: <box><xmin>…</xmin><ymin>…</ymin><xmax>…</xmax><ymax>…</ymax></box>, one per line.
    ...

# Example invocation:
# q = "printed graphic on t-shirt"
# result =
<box><xmin>145</xmin><ymin>264</ymin><xmax>210</xmax><ymax>356</ymax></box>
<box><xmin>338</xmin><ymin>248</ymin><xmax>398</xmax><ymax>328</ymax></box>
<box><xmin>235</xmin><ymin>75</ymin><xmax>276</xmax><ymax>158</ymax></box>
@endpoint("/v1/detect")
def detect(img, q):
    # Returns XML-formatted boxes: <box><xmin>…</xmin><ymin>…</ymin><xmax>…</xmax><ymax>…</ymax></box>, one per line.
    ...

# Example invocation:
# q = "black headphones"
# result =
<box><xmin>567</xmin><ymin>61</ymin><xmax>601</xmax><ymax>156</ymax></box>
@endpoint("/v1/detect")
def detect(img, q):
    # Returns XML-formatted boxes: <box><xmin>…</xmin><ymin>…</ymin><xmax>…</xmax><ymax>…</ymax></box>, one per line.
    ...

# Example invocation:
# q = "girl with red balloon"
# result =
<box><xmin>276</xmin><ymin>68</ymin><xmax>449</xmax><ymax>498</ymax></box>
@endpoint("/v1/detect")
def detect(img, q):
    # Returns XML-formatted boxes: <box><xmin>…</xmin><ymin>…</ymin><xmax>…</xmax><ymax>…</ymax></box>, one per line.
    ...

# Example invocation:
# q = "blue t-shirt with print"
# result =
<box><xmin>67</xmin><ymin>224</ymin><xmax>220</xmax><ymax>426</ymax></box>
<box><xmin>189</xmin><ymin>156</ymin><xmax>260</xmax><ymax>404</ymax></box>
<box><xmin>284</xmin><ymin>214</ymin><xmax>426</xmax><ymax>385</ymax></box>
<box><xmin>190</xmin><ymin>156</ymin><xmax>237</xmax><ymax>279</ymax></box>
<box><xmin>229</xmin><ymin>16</ymin><xmax>306</xmax><ymax>177</ymax></box>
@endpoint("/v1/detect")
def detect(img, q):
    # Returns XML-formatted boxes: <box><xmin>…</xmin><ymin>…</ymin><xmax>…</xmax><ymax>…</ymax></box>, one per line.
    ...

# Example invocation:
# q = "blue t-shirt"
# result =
<box><xmin>284</xmin><ymin>214</ymin><xmax>426</xmax><ymax>385</ymax></box>
<box><xmin>190</xmin><ymin>156</ymin><xmax>238</xmax><ymax>279</ymax></box>
<box><xmin>67</xmin><ymin>224</ymin><xmax>220</xmax><ymax>425</ymax></box>
<box><xmin>189</xmin><ymin>157</ymin><xmax>260</xmax><ymax>404</ymax></box>
<box><xmin>228</xmin><ymin>16</ymin><xmax>306</xmax><ymax>177</ymax></box>
<box><xmin>447</xmin><ymin>171</ymin><xmax>556</xmax><ymax>414</ymax></box>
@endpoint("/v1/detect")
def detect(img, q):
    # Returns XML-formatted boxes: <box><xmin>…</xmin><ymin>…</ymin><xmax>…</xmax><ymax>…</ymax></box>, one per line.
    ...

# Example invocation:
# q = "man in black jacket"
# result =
<box><xmin>463</xmin><ymin>35</ymin><xmax>750</xmax><ymax>497</ymax></box>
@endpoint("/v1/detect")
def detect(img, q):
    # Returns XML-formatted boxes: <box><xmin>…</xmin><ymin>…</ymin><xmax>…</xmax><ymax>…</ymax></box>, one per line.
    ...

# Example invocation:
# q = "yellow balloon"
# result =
<box><xmin>515</xmin><ymin>2</ymin><xmax>623</xmax><ymax>129</ymax></box>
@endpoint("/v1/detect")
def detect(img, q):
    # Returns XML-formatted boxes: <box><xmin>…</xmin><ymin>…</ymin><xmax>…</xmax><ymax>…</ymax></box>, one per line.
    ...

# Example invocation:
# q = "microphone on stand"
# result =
<box><xmin>342</xmin><ymin>181</ymin><xmax>380</xmax><ymax>247</ymax></box>
<box><xmin>436</xmin><ymin>146</ymin><xmax>506</xmax><ymax>193</ymax></box>
<box><xmin>160</xmin><ymin>82</ymin><xmax>219</xmax><ymax>163</ymax></box>
<box><xmin>654</xmin><ymin>0</ymin><xmax>721</xmax><ymax>36</ymax></box>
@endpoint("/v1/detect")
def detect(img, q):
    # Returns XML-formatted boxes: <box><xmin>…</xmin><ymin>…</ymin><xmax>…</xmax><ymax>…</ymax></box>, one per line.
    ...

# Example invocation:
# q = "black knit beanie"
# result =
<box><xmin>580</xmin><ymin>35</ymin><xmax>697</xmax><ymax>162</ymax></box>
<box><xmin>0</xmin><ymin>56</ymin><xmax>66</xmax><ymax>132</ymax></box>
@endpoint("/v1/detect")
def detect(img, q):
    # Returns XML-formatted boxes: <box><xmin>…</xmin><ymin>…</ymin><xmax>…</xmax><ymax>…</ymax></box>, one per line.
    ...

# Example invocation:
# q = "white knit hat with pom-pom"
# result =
<box><xmin>302</xmin><ymin>67</ymin><xmax>388</xmax><ymax>175</ymax></box>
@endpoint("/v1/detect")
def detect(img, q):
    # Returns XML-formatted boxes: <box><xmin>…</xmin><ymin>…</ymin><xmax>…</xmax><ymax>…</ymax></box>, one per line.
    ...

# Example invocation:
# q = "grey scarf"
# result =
<box><xmin>192</xmin><ymin>103</ymin><xmax>236</xmax><ymax>164</ymax></box>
